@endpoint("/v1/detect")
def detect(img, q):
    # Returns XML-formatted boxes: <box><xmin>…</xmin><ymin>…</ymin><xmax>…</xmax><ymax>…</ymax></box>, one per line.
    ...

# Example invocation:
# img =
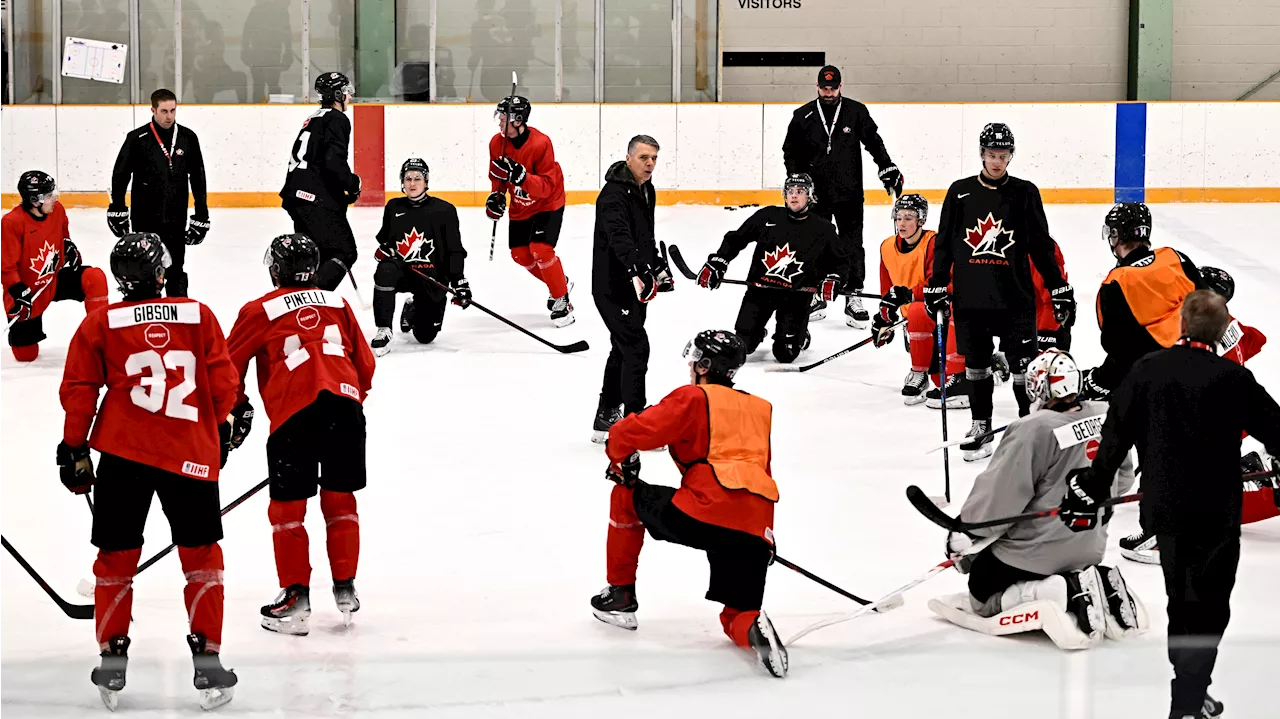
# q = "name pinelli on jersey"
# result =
<box><xmin>264</xmin><ymin>289</ymin><xmax>346</xmax><ymax>321</ymax></box>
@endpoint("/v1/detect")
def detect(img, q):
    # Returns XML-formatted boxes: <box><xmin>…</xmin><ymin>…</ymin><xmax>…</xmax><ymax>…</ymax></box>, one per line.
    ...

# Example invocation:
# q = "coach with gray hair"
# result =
<box><xmin>589</xmin><ymin>135</ymin><xmax>673</xmax><ymax>442</ymax></box>
<box><xmin>1060</xmin><ymin>289</ymin><xmax>1280</xmax><ymax>719</ymax></box>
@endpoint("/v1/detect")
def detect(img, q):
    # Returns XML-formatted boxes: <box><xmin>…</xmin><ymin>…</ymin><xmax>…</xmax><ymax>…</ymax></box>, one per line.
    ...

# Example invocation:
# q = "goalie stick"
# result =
<box><xmin>764</xmin><ymin>318</ymin><xmax>905</xmax><ymax>373</ymax></box>
<box><xmin>413</xmin><ymin>269</ymin><xmax>588</xmax><ymax>354</ymax></box>
<box><xmin>905</xmin><ymin>484</ymin><xmax>1143</xmax><ymax>533</ymax></box>
<box><xmin>3</xmin><ymin>536</ymin><xmax>94</xmax><ymax>620</ymax></box>
<box><xmin>666</xmin><ymin>244</ymin><xmax>880</xmax><ymax>300</ymax></box>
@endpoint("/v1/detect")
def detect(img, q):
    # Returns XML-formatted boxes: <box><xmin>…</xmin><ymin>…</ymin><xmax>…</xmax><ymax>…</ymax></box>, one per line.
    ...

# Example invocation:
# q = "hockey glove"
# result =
<box><xmin>945</xmin><ymin>530</ymin><xmax>977</xmax><ymax>574</ymax></box>
<box><xmin>489</xmin><ymin>156</ymin><xmax>527</xmax><ymax>186</ymax></box>
<box><xmin>697</xmin><ymin>254</ymin><xmax>729</xmax><ymax>290</ymax></box>
<box><xmin>60</xmin><ymin>240</ymin><xmax>81</xmax><ymax>272</ymax></box>
<box><xmin>346</xmin><ymin>175</ymin><xmax>362</xmax><ymax>205</ymax></box>
<box><xmin>882</xmin><ymin>285</ymin><xmax>914</xmax><ymax>308</ymax></box>
<box><xmin>373</xmin><ymin>244</ymin><xmax>396</xmax><ymax>263</ymax></box>
<box><xmin>878</xmin><ymin>165</ymin><xmax>904</xmax><ymax>198</ymax></box>
<box><xmin>654</xmin><ymin>253</ymin><xmax>675</xmax><ymax>293</ymax></box>
<box><xmin>923</xmin><ymin>284</ymin><xmax>950</xmax><ymax>316</ymax></box>
<box><xmin>450</xmin><ymin>276</ymin><xmax>473</xmax><ymax>308</ymax></box>
<box><xmin>1080</xmin><ymin>368</ymin><xmax>1110</xmax><ymax>401</ymax></box>
<box><xmin>606</xmin><ymin>452</ymin><xmax>642</xmax><ymax>488</ymax></box>
<box><xmin>56</xmin><ymin>441</ymin><xmax>94</xmax><ymax>494</ymax></box>
<box><xmin>820</xmin><ymin>273</ymin><xmax>842</xmax><ymax>303</ymax></box>
<box><xmin>227</xmin><ymin>400</ymin><xmax>254</xmax><ymax>451</ymax></box>
<box><xmin>484</xmin><ymin>191</ymin><xmax>507</xmax><ymax>221</ymax></box>
<box><xmin>1050</xmin><ymin>283</ymin><xmax>1076</xmax><ymax>327</ymax></box>
<box><xmin>871</xmin><ymin>305</ymin><xmax>899</xmax><ymax>348</ymax></box>
<box><xmin>630</xmin><ymin>264</ymin><xmax>659</xmax><ymax>304</ymax></box>
<box><xmin>185</xmin><ymin>216</ymin><xmax>211</xmax><ymax>246</ymax></box>
<box><xmin>1060</xmin><ymin>467</ymin><xmax>1106</xmax><ymax>532</ymax></box>
<box><xmin>6</xmin><ymin>282</ymin><xmax>34</xmax><ymax>322</ymax></box>
<box><xmin>106</xmin><ymin>205</ymin><xmax>130</xmax><ymax>238</ymax></box>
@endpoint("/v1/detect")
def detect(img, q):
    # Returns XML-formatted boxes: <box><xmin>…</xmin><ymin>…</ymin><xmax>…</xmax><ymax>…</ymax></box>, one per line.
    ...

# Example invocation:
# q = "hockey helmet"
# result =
<box><xmin>315</xmin><ymin>72</ymin><xmax>354</xmax><ymax>105</ymax></box>
<box><xmin>782</xmin><ymin>173</ymin><xmax>816</xmax><ymax>210</ymax></box>
<box><xmin>111</xmin><ymin>233</ymin><xmax>171</xmax><ymax>298</ymax></box>
<box><xmin>1200</xmin><ymin>266</ymin><xmax>1234</xmax><ymax>302</ymax></box>
<box><xmin>264</xmin><ymin>233</ymin><xmax>320</xmax><ymax>287</ymax></box>
<box><xmin>496</xmin><ymin>95</ymin><xmax>532</xmax><ymax>125</ymax></box>
<box><xmin>17</xmin><ymin>170</ymin><xmax>57</xmax><ymax>209</ymax></box>
<box><xmin>892</xmin><ymin>193</ymin><xmax>928</xmax><ymax>225</ymax></box>
<box><xmin>1026</xmin><ymin>348</ymin><xmax>1082</xmax><ymax>408</ymax></box>
<box><xmin>1102</xmin><ymin>203</ymin><xmax>1152</xmax><ymax>249</ymax></box>
<box><xmin>979</xmin><ymin>123</ymin><xmax>1015</xmax><ymax>153</ymax></box>
<box><xmin>684</xmin><ymin>329</ymin><xmax>748</xmax><ymax>382</ymax></box>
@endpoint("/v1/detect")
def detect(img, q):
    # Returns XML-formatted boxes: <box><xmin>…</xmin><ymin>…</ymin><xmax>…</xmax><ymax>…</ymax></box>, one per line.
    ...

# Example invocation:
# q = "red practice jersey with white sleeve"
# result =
<box><xmin>1219</xmin><ymin>316</ymin><xmax>1266</xmax><ymax>366</ymax></box>
<box><xmin>488</xmin><ymin>127</ymin><xmax>567</xmax><ymax>222</ymax></box>
<box><xmin>60</xmin><ymin>298</ymin><xmax>240</xmax><ymax>481</ymax></box>
<box><xmin>227</xmin><ymin>287</ymin><xmax>376</xmax><ymax>433</ymax></box>
<box><xmin>2</xmin><ymin>202</ymin><xmax>71</xmax><ymax>318</ymax></box>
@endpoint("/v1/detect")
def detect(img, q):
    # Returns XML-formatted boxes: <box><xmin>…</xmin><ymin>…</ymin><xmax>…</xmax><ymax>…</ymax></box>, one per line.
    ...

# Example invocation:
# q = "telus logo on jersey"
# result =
<box><xmin>396</xmin><ymin>228</ymin><xmax>434</xmax><ymax>263</ymax></box>
<box><xmin>144</xmin><ymin>323</ymin><xmax>171</xmax><ymax>349</ymax></box>
<box><xmin>964</xmin><ymin>213</ymin><xmax>1016</xmax><ymax>263</ymax></box>
<box><xmin>762</xmin><ymin>244</ymin><xmax>805</xmax><ymax>283</ymax></box>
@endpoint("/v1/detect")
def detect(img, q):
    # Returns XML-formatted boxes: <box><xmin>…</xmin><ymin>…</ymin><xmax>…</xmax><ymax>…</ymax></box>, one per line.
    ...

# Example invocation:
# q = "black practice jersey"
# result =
<box><xmin>374</xmin><ymin>195</ymin><xmax>467</xmax><ymax>281</ymax></box>
<box><xmin>715</xmin><ymin>206</ymin><xmax>845</xmax><ymax>291</ymax></box>
<box><xmin>931</xmin><ymin>174</ymin><xmax>1066</xmax><ymax>312</ymax></box>
<box><xmin>279</xmin><ymin>108</ymin><xmax>360</xmax><ymax>211</ymax></box>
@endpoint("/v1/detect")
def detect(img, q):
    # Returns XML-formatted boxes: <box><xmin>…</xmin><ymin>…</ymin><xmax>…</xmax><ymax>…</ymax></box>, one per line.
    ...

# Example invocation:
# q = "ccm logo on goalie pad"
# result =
<box><xmin>999</xmin><ymin>610</ymin><xmax>1039</xmax><ymax>626</ymax></box>
<box><xmin>1052</xmin><ymin>413</ymin><xmax>1106</xmax><ymax>450</ymax></box>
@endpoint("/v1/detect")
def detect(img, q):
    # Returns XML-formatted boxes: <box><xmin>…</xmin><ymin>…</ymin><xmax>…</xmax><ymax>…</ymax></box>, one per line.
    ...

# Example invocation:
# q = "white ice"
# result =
<box><xmin>3</xmin><ymin>203</ymin><xmax>1279</xmax><ymax>718</ymax></box>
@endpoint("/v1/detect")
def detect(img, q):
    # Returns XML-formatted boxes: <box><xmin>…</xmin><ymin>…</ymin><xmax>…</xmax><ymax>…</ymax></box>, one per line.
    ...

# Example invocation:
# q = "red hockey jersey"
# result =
<box><xmin>2</xmin><ymin>202</ymin><xmax>71</xmax><ymax>319</ymax></box>
<box><xmin>1220</xmin><ymin>316</ymin><xmax>1265</xmax><ymax>366</ymax></box>
<box><xmin>1030</xmin><ymin>238</ymin><xmax>1068</xmax><ymax>332</ymax></box>
<box><xmin>227</xmin><ymin>287</ymin><xmax>376</xmax><ymax>434</ymax></box>
<box><xmin>488</xmin><ymin>126</ymin><xmax>566</xmax><ymax>222</ymax></box>
<box><xmin>60</xmin><ymin>298</ymin><xmax>239</xmax><ymax>481</ymax></box>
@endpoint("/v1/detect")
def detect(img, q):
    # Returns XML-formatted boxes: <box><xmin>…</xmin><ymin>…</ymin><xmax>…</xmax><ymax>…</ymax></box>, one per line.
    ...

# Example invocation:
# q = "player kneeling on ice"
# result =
<box><xmin>59</xmin><ymin>233</ymin><xmax>240</xmax><ymax>710</ymax></box>
<box><xmin>591</xmin><ymin>330</ymin><xmax>788</xmax><ymax>678</ymax></box>
<box><xmin>696</xmin><ymin>173</ymin><xmax>843</xmax><ymax>364</ymax></box>
<box><xmin>928</xmin><ymin>348</ymin><xmax>1147</xmax><ymax>650</ymax></box>
<box><xmin>226</xmin><ymin>233</ymin><xmax>376</xmax><ymax>635</ymax></box>
<box><xmin>4</xmin><ymin>170</ymin><xmax>109</xmax><ymax>361</ymax></box>
<box><xmin>370</xmin><ymin>158</ymin><xmax>471</xmax><ymax>355</ymax></box>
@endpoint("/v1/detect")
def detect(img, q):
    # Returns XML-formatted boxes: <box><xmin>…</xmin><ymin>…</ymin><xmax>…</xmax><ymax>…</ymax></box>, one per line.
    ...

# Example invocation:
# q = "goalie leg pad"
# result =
<box><xmin>930</xmin><ymin>580</ymin><xmax>1102</xmax><ymax>651</ymax></box>
<box><xmin>1095</xmin><ymin>565</ymin><xmax>1149</xmax><ymax>639</ymax></box>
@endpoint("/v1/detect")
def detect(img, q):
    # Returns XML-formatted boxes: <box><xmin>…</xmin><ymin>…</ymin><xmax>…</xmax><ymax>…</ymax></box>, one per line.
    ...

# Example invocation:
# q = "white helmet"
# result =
<box><xmin>1026</xmin><ymin>348</ymin><xmax>1081</xmax><ymax>408</ymax></box>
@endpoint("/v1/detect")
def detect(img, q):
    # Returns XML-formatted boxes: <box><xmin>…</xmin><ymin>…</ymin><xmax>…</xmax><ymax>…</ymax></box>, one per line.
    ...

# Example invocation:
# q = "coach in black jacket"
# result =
<box><xmin>1063</xmin><ymin>290</ymin><xmax>1280</xmax><ymax>719</ymax></box>
<box><xmin>108</xmin><ymin>88</ymin><xmax>209</xmax><ymax>297</ymax></box>
<box><xmin>590</xmin><ymin>135</ymin><xmax>670</xmax><ymax>441</ymax></box>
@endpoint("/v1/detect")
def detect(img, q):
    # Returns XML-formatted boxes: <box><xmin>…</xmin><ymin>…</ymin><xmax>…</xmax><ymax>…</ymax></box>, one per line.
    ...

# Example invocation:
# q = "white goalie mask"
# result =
<box><xmin>1026</xmin><ymin>348</ymin><xmax>1081</xmax><ymax>408</ymax></box>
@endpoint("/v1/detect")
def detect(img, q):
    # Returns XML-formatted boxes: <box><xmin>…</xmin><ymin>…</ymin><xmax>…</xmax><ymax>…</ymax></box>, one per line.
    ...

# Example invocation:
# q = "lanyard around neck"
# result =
<box><xmin>1177</xmin><ymin>338</ymin><xmax>1215</xmax><ymax>351</ymax></box>
<box><xmin>149</xmin><ymin>122</ymin><xmax>178</xmax><ymax>168</ymax></box>
<box><xmin>817</xmin><ymin>100</ymin><xmax>841</xmax><ymax>155</ymax></box>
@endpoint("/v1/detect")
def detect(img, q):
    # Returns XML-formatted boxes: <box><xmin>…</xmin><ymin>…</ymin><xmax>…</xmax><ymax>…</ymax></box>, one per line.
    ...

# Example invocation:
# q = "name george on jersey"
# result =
<box><xmin>264</xmin><ymin>289</ymin><xmax>346</xmax><ymax>321</ymax></box>
<box><xmin>1052</xmin><ymin>413</ymin><xmax>1107</xmax><ymax>450</ymax></box>
<box><xmin>108</xmin><ymin>302</ymin><xmax>201</xmax><ymax>329</ymax></box>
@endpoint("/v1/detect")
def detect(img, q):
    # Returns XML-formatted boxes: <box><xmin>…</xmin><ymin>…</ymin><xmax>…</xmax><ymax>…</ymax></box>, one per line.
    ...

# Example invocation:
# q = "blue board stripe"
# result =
<box><xmin>1115</xmin><ymin>103</ymin><xmax>1147</xmax><ymax>203</ymax></box>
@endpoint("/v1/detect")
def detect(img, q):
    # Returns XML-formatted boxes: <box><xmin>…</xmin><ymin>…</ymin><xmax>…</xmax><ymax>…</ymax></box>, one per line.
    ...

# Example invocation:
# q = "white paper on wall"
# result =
<box><xmin>61</xmin><ymin>37</ymin><xmax>127</xmax><ymax>84</ymax></box>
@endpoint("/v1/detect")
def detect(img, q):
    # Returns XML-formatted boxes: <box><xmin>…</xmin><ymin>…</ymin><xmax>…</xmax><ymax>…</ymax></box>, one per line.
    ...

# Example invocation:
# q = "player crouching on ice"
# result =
<box><xmin>928</xmin><ymin>347</ymin><xmax>1148</xmax><ymax>650</ymax></box>
<box><xmin>591</xmin><ymin>330</ymin><xmax>788</xmax><ymax>678</ymax></box>
<box><xmin>3</xmin><ymin>170</ymin><xmax>108</xmax><ymax>361</ymax></box>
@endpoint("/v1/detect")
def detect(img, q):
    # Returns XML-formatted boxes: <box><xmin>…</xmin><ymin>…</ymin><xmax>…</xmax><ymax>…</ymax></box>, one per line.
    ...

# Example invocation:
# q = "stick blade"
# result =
<box><xmin>556</xmin><ymin>340</ymin><xmax>590</xmax><ymax>354</ymax></box>
<box><xmin>905</xmin><ymin>485</ymin><xmax>961</xmax><ymax>530</ymax></box>
<box><xmin>872</xmin><ymin>593</ymin><xmax>905</xmax><ymax>612</ymax></box>
<box><xmin>764</xmin><ymin>365</ymin><xmax>800</xmax><ymax>373</ymax></box>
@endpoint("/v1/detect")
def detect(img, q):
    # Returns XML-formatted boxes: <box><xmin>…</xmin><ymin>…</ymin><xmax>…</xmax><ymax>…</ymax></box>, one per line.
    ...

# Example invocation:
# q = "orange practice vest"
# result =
<box><xmin>880</xmin><ymin>230</ymin><xmax>935</xmax><ymax>289</ymax></box>
<box><xmin>1098</xmin><ymin>247</ymin><xmax>1197</xmax><ymax>348</ymax></box>
<box><xmin>699</xmin><ymin>384</ymin><xmax>778</xmax><ymax>502</ymax></box>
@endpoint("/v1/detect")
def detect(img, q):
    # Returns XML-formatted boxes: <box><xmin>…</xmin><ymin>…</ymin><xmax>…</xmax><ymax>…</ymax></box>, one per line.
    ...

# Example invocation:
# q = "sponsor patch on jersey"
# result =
<box><xmin>1220</xmin><ymin>319</ymin><xmax>1243</xmax><ymax>355</ymax></box>
<box><xmin>1052</xmin><ymin>412</ymin><xmax>1107</xmax><ymax>450</ymax></box>
<box><xmin>182</xmin><ymin>461</ymin><xmax>210</xmax><ymax>479</ymax></box>
<box><xmin>264</xmin><ymin>289</ymin><xmax>346</xmax><ymax>321</ymax></box>
<box><xmin>108</xmin><ymin>302</ymin><xmax>201</xmax><ymax>328</ymax></box>
<box><xmin>144</xmin><ymin>323</ymin><xmax>171</xmax><ymax>349</ymax></box>
<box><xmin>295</xmin><ymin>190</ymin><xmax>316</xmax><ymax>202</ymax></box>
<box><xmin>340</xmin><ymin>382</ymin><xmax>360</xmax><ymax>400</ymax></box>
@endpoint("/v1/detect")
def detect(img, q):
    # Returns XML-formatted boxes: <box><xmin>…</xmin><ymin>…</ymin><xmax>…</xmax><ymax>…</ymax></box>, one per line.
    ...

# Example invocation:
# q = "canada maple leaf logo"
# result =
<box><xmin>396</xmin><ymin>228</ymin><xmax>434</xmax><ymax>263</ymax></box>
<box><xmin>964</xmin><ymin>213</ymin><xmax>1015</xmax><ymax>259</ymax></box>
<box><xmin>763</xmin><ymin>243</ymin><xmax>804</xmax><ymax>283</ymax></box>
<box><xmin>29</xmin><ymin>241</ymin><xmax>59</xmax><ymax>278</ymax></box>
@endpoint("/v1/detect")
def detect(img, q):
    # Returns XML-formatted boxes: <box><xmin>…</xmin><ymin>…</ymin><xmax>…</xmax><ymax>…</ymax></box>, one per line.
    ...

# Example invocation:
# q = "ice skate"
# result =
<box><xmin>808</xmin><ymin>294</ymin><xmax>826</xmax><ymax>322</ymax></box>
<box><xmin>844</xmin><ymin>294</ymin><xmax>870</xmax><ymax>329</ymax></box>
<box><xmin>333</xmin><ymin>578</ymin><xmax>360</xmax><ymax>626</ymax></box>
<box><xmin>591</xmin><ymin>404</ymin><xmax>624</xmax><ymax>444</ymax></box>
<box><xmin>902</xmin><ymin>370</ymin><xmax>929</xmax><ymax>405</ymax></box>
<box><xmin>747</xmin><ymin>611</ymin><xmax>788</xmax><ymax>678</ymax></box>
<box><xmin>399</xmin><ymin>296</ymin><xmax>416</xmax><ymax>333</ymax></box>
<box><xmin>1119</xmin><ymin>530</ymin><xmax>1160</xmax><ymax>564</ymax></box>
<box><xmin>371</xmin><ymin>327</ymin><xmax>393</xmax><ymax>357</ymax></box>
<box><xmin>260</xmin><ymin>584</ymin><xmax>311</xmax><ymax>636</ymax></box>
<box><xmin>187</xmin><ymin>633</ymin><xmax>236</xmax><ymax>711</ymax></box>
<box><xmin>550</xmin><ymin>293</ymin><xmax>575</xmax><ymax>328</ymax></box>
<box><xmin>1063</xmin><ymin>567</ymin><xmax>1105</xmax><ymax>642</ymax></box>
<box><xmin>590</xmin><ymin>584</ymin><xmax>638</xmax><ymax>630</ymax></box>
<box><xmin>926</xmin><ymin>374</ymin><xmax>972</xmax><ymax>409</ymax></box>
<box><xmin>547</xmin><ymin>277</ymin><xmax>574</xmax><ymax>311</ymax></box>
<box><xmin>90</xmin><ymin>636</ymin><xmax>130</xmax><ymax>711</ymax></box>
<box><xmin>1178</xmin><ymin>694</ymin><xmax>1224</xmax><ymax>719</ymax></box>
<box><xmin>961</xmin><ymin>419</ymin><xmax>993</xmax><ymax>461</ymax></box>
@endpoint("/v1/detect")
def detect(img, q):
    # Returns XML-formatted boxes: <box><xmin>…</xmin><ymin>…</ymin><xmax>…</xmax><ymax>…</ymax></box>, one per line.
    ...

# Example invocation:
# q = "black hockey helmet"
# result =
<box><xmin>496</xmin><ymin>95</ymin><xmax>531</xmax><ymax>125</ymax></box>
<box><xmin>111</xmin><ymin>232</ymin><xmax>170</xmax><ymax>298</ymax></box>
<box><xmin>1102</xmin><ymin>202</ymin><xmax>1152</xmax><ymax>248</ymax></box>
<box><xmin>315</xmin><ymin>71</ymin><xmax>353</xmax><ymax>105</ymax></box>
<box><xmin>400</xmin><ymin>157</ymin><xmax>429</xmax><ymax>184</ymax></box>
<box><xmin>979</xmin><ymin>123</ymin><xmax>1015</xmax><ymax>153</ymax></box>
<box><xmin>1200</xmin><ymin>266</ymin><xmax>1235</xmax><ymax>302</ymax></box>
<box><xmin>892</xmin><ymin>193</ymin><xmax>928</xmax><ymax>225</ymax></box>
<box><xmin>17</xmin><ymin>170</ymin><xmax>57</xmax><ymax>209</ymax></box>
<box><xmin>683</xmin><ymin>329</ymin><xmax>748</xmax><ymax>383</ymax></box>
<box><xmin>264</xmin><ymin>233</ymin><xmax>320</xmax><ymax>287</ymax></box>
<box><xmin>782</xmin><ymin>173</ymin><xmax>816</xmax><ymax>212</ymax></box>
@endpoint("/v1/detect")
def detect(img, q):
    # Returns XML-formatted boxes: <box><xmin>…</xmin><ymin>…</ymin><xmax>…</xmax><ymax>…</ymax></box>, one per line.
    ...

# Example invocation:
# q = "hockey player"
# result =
<box><xmin>930</xmin><ymin>348</ymin><xmax>1144</xmax><ymax>651</ymax></box>
<box><xmin>1030</xmin><ymin>237</ymin><xmax>1071</xmax><ymax>351</ymax></box>
<box><xmin>3</xmin><ymin>170</ymin><xmax>109</xmax><ymax>361</ymax></box>
<box><xmin>279</xmin><ymin>72</ymin><xmax>362</xmax><ymax>292</ymax></box>
<box><xmin>695</xmin><ymin>173</ymin><xmax>843</xmax><ymax>363</ymax></box>
<box><xmin>226</xmin><ymin>233</ymin><xmax>376</xmax><ymax>636</ymax></box>
<box><xmin>869</xmin><ymin>193</ymin><xmax>967</xmax><ymax>406</ymax></box>
<box><xmin>370</xmin><ymin>158</ymin><xmax>470</xmax><ymax>356</ymax></box>
<box><xmin>591</xmin><ymin>330</ymin><xmax>787</xmax><ymax>678</ymax></box>
<box><xmin>485</xmin><ymin>95</ymin><xmax>573</xmax><ymax>326</ymax></box>
<box><xmin>58</xmin><ymin>233</ymin><xmax>239</xmax><ymax>710</ymax></box>
<box><xmin>925</xmin><ymin>123</ymin><xmax>1074</xmax><ymax>460</ymax></box>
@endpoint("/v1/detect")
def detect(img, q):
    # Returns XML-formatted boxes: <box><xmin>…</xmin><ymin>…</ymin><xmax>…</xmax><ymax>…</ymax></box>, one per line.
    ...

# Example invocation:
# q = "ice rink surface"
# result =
<box><xmin>3</xmin><ymin>202</ymin><xmax>1279</xmax><ymax>718</ymax></box>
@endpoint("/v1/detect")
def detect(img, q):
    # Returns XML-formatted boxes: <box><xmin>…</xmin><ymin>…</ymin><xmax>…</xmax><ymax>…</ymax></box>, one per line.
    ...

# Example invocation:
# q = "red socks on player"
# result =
<box><xmin>606</xmin><ymin>484</ymin><xmax>645</xmax><ymax>586</ymax></box>
<box><xmin>719</xmin><ymin>608</ymin><xmax>760</xmax><ymax>648</ymax></box>
<box><xmin>320</xmin><ymin>490</ymin><xmax>360</xmax><ymax>582</ymax></box>
<box><xmin>82</xmin><ymin>267</ymin><xmax>109</xmax><ymax>315</ymax></box>
<box><xmin>511</xmin><ymin>243</ymin><xmax>569</xmax><ymax>299</ymax></box>
<box><xmin>11</xmin><ymin>344</ymin><xmax>38</xmax><ymax>361</ymax></box>
<box><xmin>269</xmin><ymin>491</ymin><xmax>361</xmax><ymax>588</ymax></box>
<box><xmin>178</xmin><ymin>543</ymin><xmax>225</xmax><ymax>651</ymax></box>
<box><xmin>93</xmin><ymin>548</ymin><xmax>142</xmax><ymax>649</ymax></box>
<box><xmin>905</xmin><ymin>301</ymin><xmax>963</xmax><ymax>384</ymax></box>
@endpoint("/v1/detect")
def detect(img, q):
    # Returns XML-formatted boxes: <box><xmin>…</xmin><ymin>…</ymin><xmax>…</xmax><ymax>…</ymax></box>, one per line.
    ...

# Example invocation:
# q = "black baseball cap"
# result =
<box><xmin>817</xmin><ymin>65</ymin><xmax>841</xmax><ymax>88</ymax></box>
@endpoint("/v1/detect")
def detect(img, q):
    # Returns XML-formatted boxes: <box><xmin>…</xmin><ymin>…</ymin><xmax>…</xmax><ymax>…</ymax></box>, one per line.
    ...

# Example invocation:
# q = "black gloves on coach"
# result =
<box><xmin>878</xmin><ymin>165</ymin><xmax>904</xmax><ymax>198</ymax></box>
<box><xmin>106</xmin><ymin>206</ymin><xmax>130</xmax><ymax>238</ymax></box>
<box><xmin>56</xmin><ymin>441</ymin><xmax>95</xmax><ymax>494</ymax></box>
<box><xmin>630</xmin><ymin>264</ymin><xmax>658</xmax><ymax>303</ymax></box>
<box><xmin>923</xmin><ymin>285</ymin><xmax>950</xmax><ymax>316</ymax></box>
<box><xmin>1080</xmin><ymin>368</ymin><xmax>1110</xmax><ymax>401</ymax></box>
<box><xmin>186</xmin><ymin>216</ymin><xmax>211</xmax><ymax>246</ymax></box>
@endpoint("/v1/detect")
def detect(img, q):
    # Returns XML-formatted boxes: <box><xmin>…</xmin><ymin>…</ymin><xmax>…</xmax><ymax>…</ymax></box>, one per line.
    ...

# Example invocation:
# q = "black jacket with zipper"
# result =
<box><xmin>111</xmin><ymin>121</ymin><xmax>208</xmax><ymax>226</ymax></box>
<box><xmin>592</xmin><ymin>161</ymin><xmax>658</xmax><ymax>305</ymax></box>
<box><xmin>782</xmin><ymin>97</ymin><xmax>894</xmax><ymax>207</ymax></box>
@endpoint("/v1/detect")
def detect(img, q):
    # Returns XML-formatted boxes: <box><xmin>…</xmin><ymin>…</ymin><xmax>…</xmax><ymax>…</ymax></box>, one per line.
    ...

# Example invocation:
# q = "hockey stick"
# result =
<box><xmin>4</xmin><ymin>252</ymin><xmax>59</xmax><ymax>332</ymax></box>
<box><xmin>935</xmin><ymin>308</ymin><xmax>952</xmax><ymax>507</ymax></box>
<box><xmin>764</xmin><ymin>318</ymin><xmax>905</xmax><ymax>373</ymax></box>
<box><xmin>413</xmin><ymin>269</ymin><xmax>589</xmax><ymax>354</ymax></box>
<box><xmin>489</xmin><ymin>72</ymin><xmax>518</xmax><ymax>262</ymax></box>
<box><xmin>905</xmin><ymin>484</ymin><xmax>1143</xmax><ymax>533</ymax></box>
<box><xmin>344</xmin><ymin>266</ymin><xmax>369</xmax><ymax>311</ymax></box>
<box><xmin>2</xmin><ymin>536</ymin><xmax>94</xmax><ymax>619</ymax></box>
<box><xmin>926</xmin><ymin>423</ymin><xmax>1010</xmax><ymax>454</ymax></box>
<box><xmin>774</xmin><ymin>556</ymin><xmax>903</xmax><ymax>613</ymax></box>
<box><xmin>667</xmin><ymin>244</ymin><xmax>880</xmax><ymax>299</ymax></box>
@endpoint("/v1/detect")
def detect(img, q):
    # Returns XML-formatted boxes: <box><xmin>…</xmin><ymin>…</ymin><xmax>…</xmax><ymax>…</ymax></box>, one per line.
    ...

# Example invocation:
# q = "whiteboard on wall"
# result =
<box><xmin>61</xmin><ymin>37</ymin><xmax>127</xmax><ymax>84</ymax></box>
